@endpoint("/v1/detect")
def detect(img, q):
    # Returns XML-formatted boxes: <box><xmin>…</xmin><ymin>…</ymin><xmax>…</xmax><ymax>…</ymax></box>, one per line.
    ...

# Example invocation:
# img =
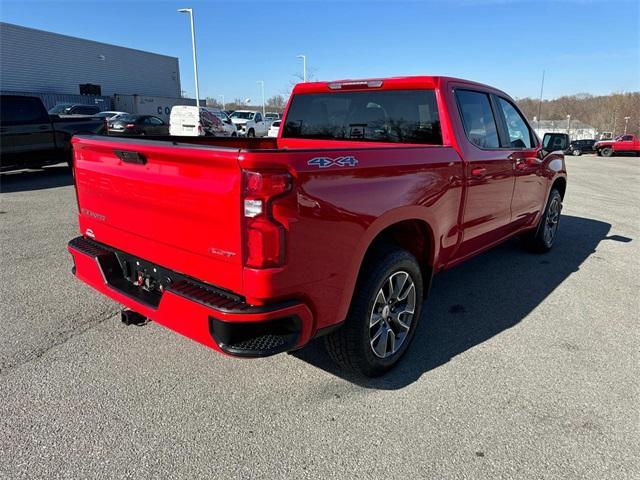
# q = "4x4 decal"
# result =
<box><xmin>307</xmin><ymin>156</ymin><xmax>359</xmax><ymax>168</ymax></box>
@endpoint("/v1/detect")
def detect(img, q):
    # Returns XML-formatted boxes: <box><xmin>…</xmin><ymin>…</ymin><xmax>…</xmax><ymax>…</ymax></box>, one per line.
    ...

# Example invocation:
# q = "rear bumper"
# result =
<box><xmin>67</xmin><ymin>236</ymin><xmax>314</xmax><ymax>357</ymax></box>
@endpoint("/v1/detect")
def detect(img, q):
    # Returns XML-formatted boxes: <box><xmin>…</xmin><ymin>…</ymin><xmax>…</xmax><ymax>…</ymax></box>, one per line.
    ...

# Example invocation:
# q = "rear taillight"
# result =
<box><xmin>125</xmin><ymin>123</ymin><xmax>135</xmax><ymax>128</ymax></box>
<box><xmin>242</xmin><ymin>170</ymin><xmax>292</xmax><ymax>268</ymax></box>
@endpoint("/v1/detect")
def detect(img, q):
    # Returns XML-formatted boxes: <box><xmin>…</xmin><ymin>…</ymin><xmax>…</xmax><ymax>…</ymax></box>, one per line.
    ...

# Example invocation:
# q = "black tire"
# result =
<box><xmin>247</xmin><ymin>129</ymin><xmax>255</xmax><ymax>138</ymax></box>
<box><xmin>572</xmin><ymin>149</ymin><xmax>581</xmax><ymax>156</ymax></box>
<box><xmin>525</xmin><ymin>188</ymin><xmax>562</xmax><ymax>253</ymax></box>
<box><xmin>324</xmin><ymin>247</ymin><xmax>424</xmax><ymax>377</ymax></box>
<box><xmin>601</xmin><ymin>147</ymin><xmax>613</xmax><ymax>157</ymax></box>
<box><xmin>231</xmin><ymin>132</ymin><xmax>237</xmax><ymax>137</ymax></box>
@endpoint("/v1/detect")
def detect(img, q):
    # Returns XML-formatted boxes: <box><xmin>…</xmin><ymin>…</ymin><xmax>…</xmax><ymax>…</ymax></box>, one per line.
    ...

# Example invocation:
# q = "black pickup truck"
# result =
<box><xmin>0</xmin><ymin>95</ymin><xmax>105</xmax><ymax>172</ymax></box>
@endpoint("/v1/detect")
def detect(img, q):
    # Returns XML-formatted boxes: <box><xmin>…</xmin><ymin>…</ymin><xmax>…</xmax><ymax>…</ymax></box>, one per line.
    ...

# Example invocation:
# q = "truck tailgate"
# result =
<box><xmin>72</xmin><ymin>136</ymin><xmax>244</xmax><ymax>293</ymax></box>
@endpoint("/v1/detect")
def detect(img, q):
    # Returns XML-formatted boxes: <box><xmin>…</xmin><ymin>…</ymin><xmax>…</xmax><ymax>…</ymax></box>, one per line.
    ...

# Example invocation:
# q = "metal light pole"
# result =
<box><xmin>257</xmin><ymin>80</ymin><xmax>265</xmax><ymax>117</ymax></box>
<box><xmin>624</xmin><ymin>116</ymin><xmax>630</xmax><ymax>134</ymax></box>
<box><xmin>537</xmin><ymin>69</ymin><xmax>545</xmax><ymax>129</ymax></box>
<box><xmin>297</xmin><ymin>54</ymin><xmax>307</xmax><ymax>82</ymax></box>
<box><xmin>178</xmin><ymin>8</ymin><xmax>200</xmax><ymax>107</ymax></box>
<box><xmin>218</xmin><ymin>95</ymin><xmax>225</xmax><ymax>110</ymax></box>
<box><xmin>566</xmin><ymin>114</ymin><xmax>571</xmax><ymax>136</ymax></box>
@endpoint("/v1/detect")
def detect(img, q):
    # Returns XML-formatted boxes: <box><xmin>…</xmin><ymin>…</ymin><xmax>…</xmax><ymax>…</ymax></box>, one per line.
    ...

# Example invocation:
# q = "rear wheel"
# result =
<box><xmin>525</xmin><ymin>188</ymin><xmax>562</xmax><ymax>253</ymax></box>
<box><xmin>572</xmin><ymin>149</ymin><xmax>581</xmax><ymax>156</ymax></box>
<box><xmin>324</xmin><ymin>248</ymin><xmax>423</xmax><ymax>377</ymax></box>
<box><xmin>601</xmin><ymin>147</ymin><xmax>613</xmax><ymax>157</ymax></box>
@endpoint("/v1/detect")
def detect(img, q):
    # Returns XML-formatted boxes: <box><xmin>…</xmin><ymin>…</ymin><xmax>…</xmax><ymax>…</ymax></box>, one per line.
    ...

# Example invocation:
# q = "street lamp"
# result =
<box><xmin>177</xmin><ymin>8</ymin><xmax>200</xmax><ymax>107</ymax></box>
<box><xmin>566</xmin><ymin>114</ymin><xmax>571</xmax><ymax>135</ymax></box>
<box><xmin>257</xmin><ymin>80</ymin><xmax>265</xmax><ymax>117</ymax></box>
<box><xmin>624</xmin><ymin>116</ymin><xmax>630</xmax><ymax>134</ymax></box>
<box><xmin>297</xmin><ymin>54</ymin><xmax>307</xmax><ymax>82</ymax></box>
<box><xmin>218</xmin><ymin>94</ymin><xmax>225</xmax><ymax>110</ymax></box>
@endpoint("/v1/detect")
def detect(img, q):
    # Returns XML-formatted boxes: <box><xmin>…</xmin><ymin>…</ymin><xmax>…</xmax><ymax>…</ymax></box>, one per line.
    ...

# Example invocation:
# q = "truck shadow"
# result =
<box><xmin>0</xmin><ymin>165</ymin><xmax>73</xmax><ymax>193</ymax></box>
<box><xmin>293</xmin><ymin>215</ymin><xmax>628</xmax><ymax>389</ymax></box>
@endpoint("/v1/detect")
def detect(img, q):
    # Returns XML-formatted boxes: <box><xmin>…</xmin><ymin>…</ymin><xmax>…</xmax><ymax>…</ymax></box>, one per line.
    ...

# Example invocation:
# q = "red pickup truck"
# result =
<box><xmin>68</xmin><ymin>76</ymin><xmax>567</xmax><ymax>376</ymax></box>
<box><xmin>594</xmin><ymin>134</ymin><xmax>640</xmax><ymax>157</ymax></box>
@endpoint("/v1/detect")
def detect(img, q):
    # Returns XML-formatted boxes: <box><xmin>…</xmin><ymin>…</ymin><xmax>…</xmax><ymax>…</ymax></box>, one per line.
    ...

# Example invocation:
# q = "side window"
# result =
<box><xmin>255</xmin><ymin>113</ymin><xmax>262</xmax><ymax>123</ymax></box>
<box><xmin>621</xmin><ymin>135</ymin><xmax>632</xmax><ymax>141</ymax></box>
<box><xmin>150</xmin><ymin>117</ymin><xmax>164</xmax><ymax>125</ymax></box>
<box><xmin>76</xmin><ymin>106</ymin><xmax>98</xmax><ymax>115</ymax></box>
<box><xmin>0</xmin><ymin>97</ymin><xmax>48</xmax><ymax>125</ymax></box>
<box><xmin>455</xmin><ymin>90</ymin><xmax>499</xmax><ymax>149</ymax></box>
<box><xmin>496</xmin><ymin>97</ymin><xmax>532</xmax><ymax>149</ymax></box>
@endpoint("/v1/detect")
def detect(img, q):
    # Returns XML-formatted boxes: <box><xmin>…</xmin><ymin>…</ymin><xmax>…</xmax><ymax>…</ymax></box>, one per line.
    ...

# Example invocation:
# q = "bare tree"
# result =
<box><xmin>266</xmin><ymin>95</ymin><xmax>287</xmax><ymax>112</ymax></box>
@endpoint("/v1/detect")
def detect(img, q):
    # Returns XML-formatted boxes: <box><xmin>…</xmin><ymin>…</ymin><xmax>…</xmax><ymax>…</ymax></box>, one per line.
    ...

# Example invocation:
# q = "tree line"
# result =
<box><xmin>516</xmin><ymin>92</ymin><xmax>639</xmax><ymax>137</ymax></box>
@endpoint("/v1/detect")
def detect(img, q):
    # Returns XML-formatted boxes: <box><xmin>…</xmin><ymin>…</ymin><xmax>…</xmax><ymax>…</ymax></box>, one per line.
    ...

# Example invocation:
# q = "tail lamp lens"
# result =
<box><xmin>246</xmin><ymin>218</ymin><xmax>284</xmax><ymax>267</ymax></box>
<box><xmin>242</xmin><ymin>170</ymin><xmax>292</xmax><ymax>268</ymax></box>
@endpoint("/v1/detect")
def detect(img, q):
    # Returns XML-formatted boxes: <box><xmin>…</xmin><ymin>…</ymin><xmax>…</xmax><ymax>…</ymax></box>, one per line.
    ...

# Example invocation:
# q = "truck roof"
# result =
<box><xmin>292</xmin><ymin>75</ymin><xmax>508</xmax><ymax>96</ymax></box>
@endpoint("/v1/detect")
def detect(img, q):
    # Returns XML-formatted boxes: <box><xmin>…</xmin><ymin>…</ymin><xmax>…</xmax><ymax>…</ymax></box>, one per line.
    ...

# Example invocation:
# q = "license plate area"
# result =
<box><xmin>115</xmin><ymin>251</ymin><xmax>174</xmax><ymax>296</ymax></box>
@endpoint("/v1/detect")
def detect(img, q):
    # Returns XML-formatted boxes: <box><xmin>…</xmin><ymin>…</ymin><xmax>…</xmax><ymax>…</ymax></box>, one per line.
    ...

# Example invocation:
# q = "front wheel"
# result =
<box><xmin>572</xmin><ymin>149</ymin><xmax>581</xmax><ymax>156</ymax></box>
<box><xmin>324</xmin><ymin>248</ymin><xmax>423</xmax><ymax>377</ymax></box>
<box><xmin>247</xmin><ymin>129</ymin><xmax>255</xmax><ymax>138</ymax></box>
<box><xmin>601</xmin><ymin>147</ymin><xmax>613</xmax><ymax>157</ymax></box>
<box><xmin>525</xmin><ymin>188</ymin><xmax>562</xmax><ymax>253</ymax></box>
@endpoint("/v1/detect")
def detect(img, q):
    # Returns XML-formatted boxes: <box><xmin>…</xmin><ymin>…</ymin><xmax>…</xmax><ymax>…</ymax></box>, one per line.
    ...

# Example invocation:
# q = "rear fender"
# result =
<box><xmin>335</xmin><ymin>207</ymin><xmax>438</xmax><ymax>324</ymax></box>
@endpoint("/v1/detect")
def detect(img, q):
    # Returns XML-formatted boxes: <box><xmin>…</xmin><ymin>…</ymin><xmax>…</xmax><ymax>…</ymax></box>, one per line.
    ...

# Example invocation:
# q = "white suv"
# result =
<box><xmin>230</xmin><ymin>110</ymin><xmax>268</xmax><ymax>137</ymax></box>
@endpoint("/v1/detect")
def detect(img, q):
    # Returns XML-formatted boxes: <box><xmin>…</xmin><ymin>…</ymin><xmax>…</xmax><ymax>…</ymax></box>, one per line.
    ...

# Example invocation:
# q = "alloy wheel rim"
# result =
<box><xmin>544</xmin><ymin>196</ymin><xmax>561</xmax><ymax>245</ymax></box>
<box><xmin>369</xmin><ymin>271</ymin><xmax>416</xmax><ymax>358</ymax></box>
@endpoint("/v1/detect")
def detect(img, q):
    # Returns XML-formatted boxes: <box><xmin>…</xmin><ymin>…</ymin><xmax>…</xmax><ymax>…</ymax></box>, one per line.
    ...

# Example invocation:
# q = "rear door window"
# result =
<box><xmin>74</xmin><ymin>105</ymin><xmax>99</xmax><ymax>115</ymax></box>
<box><xmin>455</xmin><ymin>90</ymin><xmax>499</xmax><ymax>149</ymax></box>
<box><xmin>283</xmin><ymin>89</ymin><xmax>442</xmax><ymax>144</ymax></box>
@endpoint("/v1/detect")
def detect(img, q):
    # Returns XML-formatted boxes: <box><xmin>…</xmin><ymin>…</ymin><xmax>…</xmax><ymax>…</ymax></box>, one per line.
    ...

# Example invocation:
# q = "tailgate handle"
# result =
<box><xmin>114</xmin><ymin>150</ymin><xmax>147</xmax><ymax>165</ymax></box>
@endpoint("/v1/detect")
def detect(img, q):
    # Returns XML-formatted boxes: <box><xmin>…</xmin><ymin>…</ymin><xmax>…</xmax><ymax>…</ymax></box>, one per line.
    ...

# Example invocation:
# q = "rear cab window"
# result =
<box><xmin>282</xmin><ymin>89</ymin><xmax>442</xmax><ymax>145</ymax></box>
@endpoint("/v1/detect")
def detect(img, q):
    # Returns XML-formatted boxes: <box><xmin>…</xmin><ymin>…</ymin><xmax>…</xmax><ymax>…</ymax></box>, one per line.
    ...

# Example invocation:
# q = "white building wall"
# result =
<box><xmin>0</xmin><ymin>22</ymin><xmax>181</xmax><ymax>97</ymax></box>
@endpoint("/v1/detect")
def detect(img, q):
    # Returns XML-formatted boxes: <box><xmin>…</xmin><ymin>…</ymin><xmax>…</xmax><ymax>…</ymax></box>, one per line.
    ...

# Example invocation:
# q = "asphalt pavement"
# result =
<box><xmin>1</xmin><ymin>155</ymin><xmax>638</xmax><ymax>479</ymax></box>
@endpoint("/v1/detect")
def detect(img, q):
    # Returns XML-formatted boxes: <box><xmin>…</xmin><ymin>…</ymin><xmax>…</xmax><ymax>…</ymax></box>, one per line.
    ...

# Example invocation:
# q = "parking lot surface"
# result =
<box><xmin>1</xmin><ymin>155</ymin><xmax>638</xmax><ymax>479</ymax></box>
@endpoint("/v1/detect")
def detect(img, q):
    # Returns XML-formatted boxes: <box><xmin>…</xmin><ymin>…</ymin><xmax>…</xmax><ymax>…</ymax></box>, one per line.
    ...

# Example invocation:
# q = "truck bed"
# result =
<box><xmin>71</xmin><ymin>134</ymin><xmax>457</xmax><ymax>303</ymax></box>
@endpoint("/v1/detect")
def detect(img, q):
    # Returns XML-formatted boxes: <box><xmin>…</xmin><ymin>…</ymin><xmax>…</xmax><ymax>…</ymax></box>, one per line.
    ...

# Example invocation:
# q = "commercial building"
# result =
<box><xmin>533</xmin><ymin>119</ymin><xmax>597</xmax><ymax>141</ymax></box>
<box><xmin>0</xmin><ymin>22</ymin><xmax>183</xmax><ymax>110</ymax></box>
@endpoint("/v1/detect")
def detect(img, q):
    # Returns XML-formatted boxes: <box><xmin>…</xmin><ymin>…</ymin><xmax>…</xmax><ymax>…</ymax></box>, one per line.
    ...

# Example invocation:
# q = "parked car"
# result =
<box><xmin>108</xmin><ymin>114</ymin><xmax>169</xmax><ymax>136</ymax></box>
<box><xmin>67</xmin><ymin>75</ymin><xmax>567</xmax><ymax>377</ymax></box>
<box><xmin>566</xmin><ymin>139</ymin><xmax>596</xmax><ymax>156</ymax></box>
<box><xmin>48</xmin><ymin>103</ymin><xmax>101</xmax><ymax>116</ymax></box>
<box><xmin>267</xmin><ymin>120</ymin><xmax>281</xmax><ymax>137</ymax></box>
<box><xmin>169</xmin><ymin>105</ymin><xmax>237</xmax><ymax>137</ymax></box>
<box><xmin>595</xmin><ymin>134</ymin><xmax>640</xmax><ymax>157</ymax></box>
<box><xmin>95</xmin><ymin>111</ymin><xmax>129</xmax><ymax>121</ymax></box>
<box><xmin>230</xmin><ymin>110</ymin><xmax>268</xmax><ymax>137</ymax></box>
<box><xmin>264</xmin><ymin>112</ymin><xmax>281</xmax><ymax>126</ymax></box>
<box><xmin>0</xmin><ymin>95</ymin><xmax>105</xmax><ymax>171</ymax></box>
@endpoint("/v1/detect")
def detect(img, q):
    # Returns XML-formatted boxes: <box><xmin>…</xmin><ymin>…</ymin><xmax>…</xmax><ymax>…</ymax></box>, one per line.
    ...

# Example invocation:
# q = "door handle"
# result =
<box><xmin>471</xmin><ymin>167</ymin><xmax>487</xmax><ymax>177</ymax></box>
